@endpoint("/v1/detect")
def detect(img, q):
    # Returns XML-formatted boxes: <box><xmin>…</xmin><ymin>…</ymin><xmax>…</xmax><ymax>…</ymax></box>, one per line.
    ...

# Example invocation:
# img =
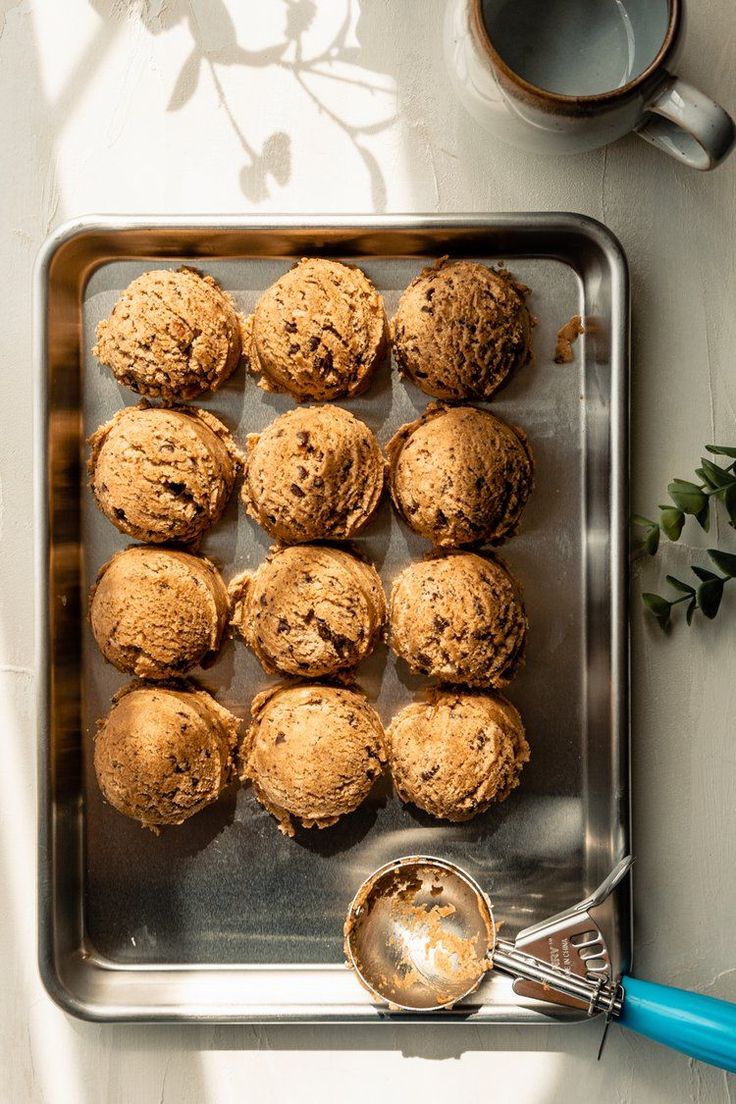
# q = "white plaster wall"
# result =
<box><xmin>0</xmin><ymin>1</ymin><xmax>734</xmax><ymax>1101</ymax></box>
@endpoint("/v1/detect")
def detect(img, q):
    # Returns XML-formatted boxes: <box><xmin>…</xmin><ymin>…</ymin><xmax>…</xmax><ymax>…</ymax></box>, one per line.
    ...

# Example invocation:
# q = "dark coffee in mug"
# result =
<box><xmin>481</xmin><ymin>0</ymin><xmax>670</xmax><ymax>96</ymax></box>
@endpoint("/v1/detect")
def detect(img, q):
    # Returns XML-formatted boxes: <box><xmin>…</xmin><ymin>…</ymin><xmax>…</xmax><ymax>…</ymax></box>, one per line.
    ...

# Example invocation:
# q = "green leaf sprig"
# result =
<box><xmin>634</xmin><ymin>445</ymin><xmax>736</xmax><ymax>630</ymax></box>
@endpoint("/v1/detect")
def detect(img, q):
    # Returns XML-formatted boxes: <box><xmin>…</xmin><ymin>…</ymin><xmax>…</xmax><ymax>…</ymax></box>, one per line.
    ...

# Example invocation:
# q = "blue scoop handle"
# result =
<box><xmin>618</xmin><ymin>976</ymin><xmax>736</xmax><ymax>1072</ymax></box>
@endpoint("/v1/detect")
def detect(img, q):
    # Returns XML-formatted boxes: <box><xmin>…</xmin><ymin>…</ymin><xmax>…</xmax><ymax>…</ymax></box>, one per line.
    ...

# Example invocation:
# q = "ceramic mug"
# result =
<box><xmin>445</xmin><ymin>0</ymin><xmax>735</xmax><ymax>169</ymax></box>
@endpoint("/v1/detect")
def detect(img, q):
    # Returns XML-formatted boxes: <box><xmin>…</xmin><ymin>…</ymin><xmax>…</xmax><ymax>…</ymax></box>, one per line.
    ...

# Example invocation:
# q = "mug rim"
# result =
<box><xmin>470</xmin><ymin>0</ymin><xmax>682</xmax><ymax>107</ymax></box>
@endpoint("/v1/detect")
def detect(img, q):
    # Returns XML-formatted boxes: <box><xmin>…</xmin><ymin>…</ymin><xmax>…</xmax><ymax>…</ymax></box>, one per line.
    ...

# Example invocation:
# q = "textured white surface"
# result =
<box><xmin>1</xmin><ymin>1</ymin><xmax>735</xmax><ymax>1101</ymax></box>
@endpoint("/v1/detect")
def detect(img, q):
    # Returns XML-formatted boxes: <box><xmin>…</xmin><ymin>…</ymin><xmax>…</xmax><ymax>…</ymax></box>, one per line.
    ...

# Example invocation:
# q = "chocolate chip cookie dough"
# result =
<box><xmin>245</xmin><ymin>258</ymin><xmax>388</xmax><ymax>400</ymax></box>
<box><xmin>243</xmin><ymin>684</ymin><xmax>386</xmax><ymax>836</ymax></box>
<box><xmin>242</xmin><ymin>405</ymin><xmax>385</xmax><ymax>543</ymax></box>
<box><xmin>94</xmin><ymin>683</ymin><xmax>240</xmax><ymax>829</ymax></box>
<box><xmin>89</xmin><ymin>546</ymin><xmax>229</xmax><ymax>680</ymax></box>
<box><xmin>229</xmin><ymin>544</ymin><xmax>386</xmax><ymax>678</ymax></box>
<box><xmin>389</xmin><ymin>552</ymin><xmax>527</xmax><ymax>688</ymax></box>
<box><xmin>93</xmin><ymin>267</ymin><xmax>245</xmax><ymax>400</ymax></box>
<box><xmin>88</xmin><ymin>403</ymin><xmax>241</xmax><ymax>545</ymax></box>
<box><xmin>387</xmin><ymin>690</ymin><xmax>529</xmax><ymax>822</ymax></box>
<box><xmin>392</xmin><ymin>259</ymin><xmax>532</xmax><ymax>400</ymax></box>
<box><xmin>386</xmin><ymin>403</ymin><xmax>534</xmax><ymax>547</ymax></box>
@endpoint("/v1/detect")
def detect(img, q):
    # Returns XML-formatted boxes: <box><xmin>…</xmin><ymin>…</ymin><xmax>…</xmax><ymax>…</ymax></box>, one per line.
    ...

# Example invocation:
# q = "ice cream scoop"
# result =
<box><xmin>88</xmin><ymin>403</ymin><xmax>240</xmax><ymax>545</ymax></box>
<box><xmin>93</xmin><ymin>267</ymin><xmax>244</xmax><ymax>400</ymax></box>
<box><xmin>392</xmin><ymin>259</ymin><xmax>532</xmax><ymax>400</ymax></box>
<box><xmin>386</xmin><ymin>403</ymin><xmax>534</xmax><ymax>547</ymax></box>
<box><xmin>345</xmin><ymin>855</ymin><xmax>736</xmax><ymax>1075</ymax></box>
<box><xmin>94</xmin><ymin>683</ymin><xmax>240</xmax><ymax>829</ymax></box>
<box><xmin>242</xmin><ymin>405</ymin><xmax>385</xmax><ymax>543</ymax></box>
<box><xmin>89</xmin><ymin>546</ymin><xmax>229</xmax><ymax>679</ymax></box>
<box><xmin>246</xmin><ymin>258</ymin><xmax>388</xmax><ymax>400</ymax></box>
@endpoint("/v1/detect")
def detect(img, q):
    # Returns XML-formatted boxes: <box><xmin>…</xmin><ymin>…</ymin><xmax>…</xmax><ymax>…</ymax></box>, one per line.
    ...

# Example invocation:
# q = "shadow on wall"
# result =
<box><xmin>89</xmin><ymin>0</ymin><xmax>398</xmax><ymax>207</ymax></box>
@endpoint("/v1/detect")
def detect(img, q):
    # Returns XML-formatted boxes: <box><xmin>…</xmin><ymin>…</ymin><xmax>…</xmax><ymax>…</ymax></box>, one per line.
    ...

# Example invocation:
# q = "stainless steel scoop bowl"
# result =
<box><xmin>344</xmin><ymin>857</ymin><xmax>496</xmax><ymax>1010</ymax></box>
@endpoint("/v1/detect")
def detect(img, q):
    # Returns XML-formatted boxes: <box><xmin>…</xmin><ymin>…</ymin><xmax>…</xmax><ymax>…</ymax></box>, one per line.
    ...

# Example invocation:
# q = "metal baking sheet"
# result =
<box><xmin>36</xmin><ymin>215</ymin><xmax>630</xmax><ymax>1023</ymax></box>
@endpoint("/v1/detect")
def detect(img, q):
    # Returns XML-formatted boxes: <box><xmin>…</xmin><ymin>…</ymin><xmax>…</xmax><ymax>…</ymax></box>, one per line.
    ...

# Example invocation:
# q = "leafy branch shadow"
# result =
<box><xmin>93</xmin><ymin>0</ymin><xmax>397</xmax><ymax>207</ymax></box>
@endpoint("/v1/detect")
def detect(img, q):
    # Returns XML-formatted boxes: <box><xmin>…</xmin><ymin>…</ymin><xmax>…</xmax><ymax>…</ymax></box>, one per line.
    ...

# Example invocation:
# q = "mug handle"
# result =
<box><xmin>635</xmin><ymin>75</ymin><xmax>735</xmax><ymax>170</ymax></box>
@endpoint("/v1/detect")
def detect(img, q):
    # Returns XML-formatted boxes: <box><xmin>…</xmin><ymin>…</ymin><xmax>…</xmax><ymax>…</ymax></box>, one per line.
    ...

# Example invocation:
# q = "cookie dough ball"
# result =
<box><xmin>94</xmin><ymin>684</ymin><xmax>240</xmax><ymax>828</ymax></box>
<box><xmin>242</xmin><ymin>405</ymin><xmax>384</xmax><ymax>543</ymax></box>
<box><xmin>392</xmin><ymin>259</ymin><xmax>532</xmax><ymax>400</ymax></box>
<box><xmin>244</xmin><ymin>684</ymin><xmax>386</xmax><ymax>836</ymax></box>
<box><xmin>229</xmin><ymin>545</ymin><xmax>386</xmax><ymax>678</ymax></box>
<box><xmin>246</xmin><ymin>258</ymin><xmax>388</xmax><ymax>400</ymax></box>
<box><xmin>93</xmin><ymin>267</ymin><xmax>244</xmax><ymax>400</ymax></box>
<box><xmin>88</xmin><ymin>404</ymin><xmax>240</xmax><ymax>545</ymax></box>
<box><xmin>89</xmin><ymin>546</ymin><xmax>229</xmax><ymax>679</ymax></box>
<box><xmin>389</xmin><ymin>553</ymin><xmax>526</xmax><ymax>688</ymax></box>
<box><xmin>387</xmin><ymin>690</ymin><xmax>529</xmax><ymax>821</ymax></box>
<box><xmin>387</xmin><ymin>404</ymin><xmax>533</xmax><ymax>547</ymax></box>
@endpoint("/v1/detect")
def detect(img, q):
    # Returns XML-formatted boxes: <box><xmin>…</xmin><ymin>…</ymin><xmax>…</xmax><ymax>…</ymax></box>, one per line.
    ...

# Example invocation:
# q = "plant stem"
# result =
<box><xmin>704</xmin><ymin>480</ymin><xmax>736</xmax><ymax>496</ymax></box>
